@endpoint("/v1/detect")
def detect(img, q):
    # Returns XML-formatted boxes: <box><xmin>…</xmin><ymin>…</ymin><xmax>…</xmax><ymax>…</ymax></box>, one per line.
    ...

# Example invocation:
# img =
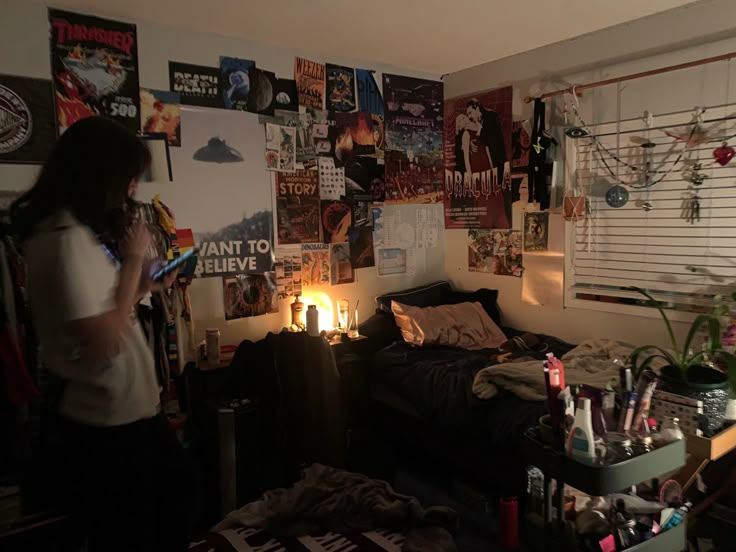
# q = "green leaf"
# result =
<box><xmin>626</xmin><ymin>286</ymin><xmax>679</xmax><ymax>354</ymax></box>
<box><xmin>629</xmin><ymin>345</ymin><xmax>678</xmax><ymax>377</ymax></box>
<box><xmin>683</xmin><ymin>314</ymin><xmax>722</xmax><ymax>361</ymax></box>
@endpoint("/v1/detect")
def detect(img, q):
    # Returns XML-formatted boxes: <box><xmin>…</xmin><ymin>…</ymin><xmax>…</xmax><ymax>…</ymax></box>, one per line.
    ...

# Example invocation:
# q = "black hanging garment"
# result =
<box><xmin>527</xmin><ymin>98</ymin><xmax>552</xmax><ymax>210</ymax></box>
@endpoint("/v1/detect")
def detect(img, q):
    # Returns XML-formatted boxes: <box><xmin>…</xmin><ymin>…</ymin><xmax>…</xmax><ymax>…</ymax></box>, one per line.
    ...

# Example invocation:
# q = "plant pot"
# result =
<box><xmin>658</xmin><ymin>365</ymin><xmax>730</xmax><ymax>434</ymax></box>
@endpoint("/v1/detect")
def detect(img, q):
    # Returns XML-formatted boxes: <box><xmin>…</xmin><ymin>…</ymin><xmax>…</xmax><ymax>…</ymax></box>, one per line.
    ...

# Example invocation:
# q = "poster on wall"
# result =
<box><xmin>274</xmin><ymin>78</ymin><xmax>299</xmax><ymax>112</ymax></box>
<box><xmin>48</xmin><ymin>9</ymin><xmax>141</xmax><ymax>133</ymax></box>
<box><xmin>274</xmin><ymin>248</ymin><xmax>303</xmax><ymax>299</ymax></box>
<box><xmin>468</xmin><ymin>229</ymin><xmax>522</xmax><ymax>277</ymax></box>
<box><xmin>349</xmin><ymin>227</ymin><xmax>375</xmax><ymax>269</ymax></box>
<box><xmin>164</xmin><ymin>108</ymin><xmax>272</xmax><ymax>278</ymax></box>
<box><xmin>321</xmin><ymin>199</ymin><xmax>351</xmax><ymax>243</ymax></box>
<box><xmin>512</xmin><ymin>120</ymin><xmax>530</xmax><ymax>170</ymax></box>
<box><xmin>0</xmin><ymin>75</ymin><xmax>56</xmax><ymax>164</ymax></box>
<box><xmin>318</xmin><ymin>157</ymin><xmax>345</xmax><ymax>199</ymax></box>
<box><xmin>265</xmin><ymin>122</ymin><xmax>295</xmax><ymax>172</ymax></box>
<box><xmin>140</xmin><ymin>88</ymin><xmax>181</xmax><ymax>147</ymax></box>
<box><xmin>275</xmin><ymin>170</ymin><xmax>321</xmax><ymax>244</ymax></box>
<box><xmin>223</xmin><ymin>273</ymin><xmax>278</xmax><ymax>320</ymax></box>
<box><xmin>356</xmin><ymin>69</ymin><xmax>383</xmax><ymax>116</ymax></box>
<box><xmin>169</xmin><ymin>62</ymin><xmax>219</xmax><ymax>108</ymax></box>
<box><xmin>443</xmin><ymin>86</ymin><xmax>513</xmax><ymax>229</ymax></box>
<box><xmin>334</xmin><ymin>111</ymin><xmax>375</xmax><ymax>165</ymax></box>
<box><xmin>218</xmin><ymin>56</ymin><xmax>255</xmax><ymax>110</ymax></box>
<box><xmin>523</xmin><ymin>211</ymin><xmax>549</xmax><ymax>251</ymax></box>
<box><xmin>383</xmin><ymin>74</ymin><xmax>443</xmax><ymax>203</ymax></box>
<box><xmin>247</xmin><ymin>68</ymin><xmax>276</xmax><ymax>116</ymax></box>
<box><xmin>301</xmin><ymin>243</ymin><xmax>330</xmax><ymax>286</ymax></box>
<box><xmin>326</xmin><ymin>64</ymin><xmax>356</xmax><ymax>112</ymax></box>
<box><xmin>330</xmin><ymin>243</ymin><xmax>354</xmax><ymax>285</ymax></box>
<box><xmin>294</xmin><ymin>57</ymin><xmax>325</xmax><ymax>110</ymax></box>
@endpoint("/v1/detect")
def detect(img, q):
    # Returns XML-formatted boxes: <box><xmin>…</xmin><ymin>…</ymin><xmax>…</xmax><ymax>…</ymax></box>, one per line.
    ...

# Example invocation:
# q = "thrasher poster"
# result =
<box><xmin>48</xmin><ymin>9</ymin><xmax>141</xmax><ymax>133</ymax></box>
<box><xmin>0</xmin><ymin>75</ymin><xmax>56</xmax><ymax>164</ymax></box>
<box><xmin>169</xmin><ymin>62</ymin><xmax>219</xmax><ymax>108</ymax></box>
<box><xmin>275</xmin><ymin>170</ymin><xmax>321</xmax><ymax>245</ymax></box>
<box><xmin>443</xmin><ymin>86</ymin><xmax>513</xmax><ymax>229</ymax></box>
<box><xmin>383</xmin><ymin>74</ymin><xmax>443</xmax><ymax>203</ymax></box>
<box><xmin>294</xmin><ymin>57</ymin><xmax>325</xmax><ymax>110</ymax></box>
<box><xmin>326</xmin><ymin>64</ymin><xmax>356</xmax><ymax>112</ymax></box>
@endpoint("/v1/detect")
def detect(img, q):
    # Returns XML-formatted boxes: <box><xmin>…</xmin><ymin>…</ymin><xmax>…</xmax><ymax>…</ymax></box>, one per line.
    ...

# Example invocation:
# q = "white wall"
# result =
<box><xmin>444</xmin><ymin>4</ymin><xmax>736</xmax><ymax>347</ymax></box>
<box><xmin>0</xmin><ymin>0</ymin><xmax>445</xmax><ymax>347</ymax></box>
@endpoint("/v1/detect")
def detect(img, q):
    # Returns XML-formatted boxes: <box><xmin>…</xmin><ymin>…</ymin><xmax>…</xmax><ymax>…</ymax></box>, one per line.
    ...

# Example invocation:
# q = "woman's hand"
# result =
<box><xmin>139</xmin><ymin>259</ymin><xmax>179</xmax><ymax>296</ymax></box>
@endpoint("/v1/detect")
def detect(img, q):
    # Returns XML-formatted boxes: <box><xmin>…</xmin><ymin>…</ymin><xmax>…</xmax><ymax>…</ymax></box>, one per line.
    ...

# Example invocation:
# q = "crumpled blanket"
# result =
<box><xmin>472</xmin><ymin>338</ymin><xmax>633</xmax><ymax>400</ymax></box>
<box><xmin>213</xmin><ymin>463</ymin><xmax>458</xmax><ymax>551</ymax></box>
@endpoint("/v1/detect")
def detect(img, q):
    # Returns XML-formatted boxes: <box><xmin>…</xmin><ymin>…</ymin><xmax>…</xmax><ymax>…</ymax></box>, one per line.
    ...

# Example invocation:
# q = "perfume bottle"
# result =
<box><xmin>291</xmin><ymin>294</ymin><xmax>305</xmax><ymax>330</ymax></box>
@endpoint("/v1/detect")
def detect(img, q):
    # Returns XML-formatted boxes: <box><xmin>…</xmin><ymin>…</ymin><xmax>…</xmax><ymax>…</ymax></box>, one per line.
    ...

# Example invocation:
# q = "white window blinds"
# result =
<box><xmin>564</xmin><ymin>106</ymin><xmax>736</xmax><ymax>316</ymax></box>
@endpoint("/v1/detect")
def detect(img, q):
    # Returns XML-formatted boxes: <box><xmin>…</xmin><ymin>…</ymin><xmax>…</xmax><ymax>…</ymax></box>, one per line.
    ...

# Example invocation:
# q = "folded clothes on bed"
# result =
<box><xmin>472</xmin><ymin>338</ymin><xmax>633</xmax><ymax>400</ymax></box>
<box><xmin>213</xmin><ymin>463</ymin><xmax>458</xmax><ymax>551</ymax></box>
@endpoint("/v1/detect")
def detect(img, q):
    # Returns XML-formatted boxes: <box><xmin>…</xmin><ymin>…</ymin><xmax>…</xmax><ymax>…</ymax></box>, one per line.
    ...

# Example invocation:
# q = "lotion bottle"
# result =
<box><xmin>306</xmin><ymin>305</ymin><xmax>319</xmax><ymax>336</ymax></box>
<box><xmin>567</xmin><ymin>397</ymin><xmax>595</xmax><ymax>461</ymax></box>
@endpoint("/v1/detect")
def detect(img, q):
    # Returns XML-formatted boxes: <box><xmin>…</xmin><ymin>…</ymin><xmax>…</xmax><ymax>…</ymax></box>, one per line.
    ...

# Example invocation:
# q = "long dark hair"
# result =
<box><xmin>11</xmin><ymin>116</ymin><xmax>151</xmax><ymax>242</ymax></box>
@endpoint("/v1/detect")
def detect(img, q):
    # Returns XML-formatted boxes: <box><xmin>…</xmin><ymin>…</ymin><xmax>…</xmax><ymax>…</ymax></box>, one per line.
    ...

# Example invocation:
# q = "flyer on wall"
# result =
<box><xmin>467</xmin><ymin>229</ymin><xmax>522</xmax><ymax>277</ymax></box>
<box><xmin>443</xmin><ymin>86</ymin><xmax>513</xmax><ymax>229</ymax></box>
<box><xmin>0</xmin><ymin>75</ymin><xmax>56</xmax><ymax>164</ymax></box>
<box><xmin>321</xmin><ymin>199</ymin><xmax>351</xmax><ymax>243</ymax></box>
<box><xmin>330</xmin><ymin>243</ymin><xmax>354</xmax><ymax>285</ymax></box>
<box><xmin>294</xmin><ymin>57</ymin><xmax>325</xmax><ymax>110</ymax></box>
<box><xmin>301</xmin><ymin>243</ymin><xmax>330</xmax><ymax>286</ymax></box>
<box><xmin>169</xmin><ymin>62</ymin><xmax>220</xmax><ymax>108</ymax></box>
<box><xmin>48</xmin><ymin>8</ymin><xmax>141</xmax><ymax>133</ymax></box>
<box><xmin>325</xmin><ymin>64</ymin><xmax>356</xmax><ymax>112</ymax></box>
<box><xmin>265</xmin><ymin>122</ymin><xmax>296</xmax><ymax>172</ymax></box>
<box><xmin>222</xmin><ymin>273</ymin><xmax>278</xmax><ymax>320</ymax></box>
<box><xmin>275</xmin><ymin>170</ymin><xmax>321</xmax><ymax>245</ymax></box>
<box><xmin>382</xmin><ymin>74</ymin><xmax>443</xmax><ymax>203</ymax></box>
<box><xmin>140</xmin><ymin>88</ymin><xmax>181</xmax><ymax>147</ymax></box>
<box><xmin>274</xmin><ymin>248</ymin><xmax>303</xmax><ymax>299</ymax></box>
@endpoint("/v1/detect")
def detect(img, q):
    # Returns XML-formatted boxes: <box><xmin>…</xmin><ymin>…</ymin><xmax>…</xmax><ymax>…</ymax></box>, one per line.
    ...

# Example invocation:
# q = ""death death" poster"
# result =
<box><xmin>275</xmin><ymin>170</ymin><xmax>321</xmax><ymax>245</ymax></box>
<box><xmin>444</xmin><ymin>86</ymin><xmax>513</xmax><ymax>229</ymax></box>
<box><xmin>49</xmin><ymin>8</ymin><xmax>141</xmax><ymax>133</ymax></box>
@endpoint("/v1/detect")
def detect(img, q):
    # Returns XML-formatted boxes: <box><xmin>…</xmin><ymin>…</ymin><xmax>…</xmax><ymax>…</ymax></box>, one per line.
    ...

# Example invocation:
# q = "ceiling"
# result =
<box><xmin>33</xmin><ymin>0</ymin><xmax>702</xmax><ymax>74</ymax></box>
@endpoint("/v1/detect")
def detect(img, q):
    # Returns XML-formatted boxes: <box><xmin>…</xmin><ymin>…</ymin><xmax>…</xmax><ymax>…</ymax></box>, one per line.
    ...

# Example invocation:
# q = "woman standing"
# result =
<box><xmin>11</xmin><ymin>116</ymin><xmax>195</xmax><ymax>551</ymax></box>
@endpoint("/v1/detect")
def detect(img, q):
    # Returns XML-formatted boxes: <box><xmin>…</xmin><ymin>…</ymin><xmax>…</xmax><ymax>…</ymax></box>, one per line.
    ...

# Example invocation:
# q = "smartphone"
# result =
<box><xmin>151</xmin><ymin>248</ymin><xmax>198</xmax><ymax>281</ymax></box>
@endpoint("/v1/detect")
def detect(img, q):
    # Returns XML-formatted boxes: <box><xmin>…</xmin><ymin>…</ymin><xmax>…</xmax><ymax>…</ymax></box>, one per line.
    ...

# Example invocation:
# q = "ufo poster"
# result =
<box><xmin>326</xmin><ymin>63</ymin><xmax>356</xmax><ymax>112</ymax></box>
<box><xmin>0</xmin><ymin>75</ymin><xmax>56</xmax><ymax>164</ymax></box>
<box><xmin>169</xmin><ymin>61</ymin><xmax>219</xmax><ymax>108</ymax></box>
<box><xmin>137</xmin><ymin>107</ymin><xmax>273</xmax><ymax>278</ymax></box>
<box><xmin>48</xmin><ymin>8</ymin><xmax>141</xmax><ymax>133</ymax></box>
<box><xmin>218</xmin><ymin>56</ymin><xmax>255</xmax><ymax>111</ymax></box>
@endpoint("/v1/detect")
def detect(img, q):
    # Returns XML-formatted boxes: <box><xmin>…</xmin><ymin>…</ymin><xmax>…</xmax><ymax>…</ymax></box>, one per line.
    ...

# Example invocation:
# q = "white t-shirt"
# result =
<box><xmin>25</xmin><ymin>211</ymin><xmax>160</xmax><ymax>426</ymax></box>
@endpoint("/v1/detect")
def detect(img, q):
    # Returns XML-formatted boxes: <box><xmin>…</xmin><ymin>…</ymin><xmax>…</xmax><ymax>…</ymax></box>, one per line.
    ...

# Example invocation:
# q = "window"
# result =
<box><xmin>564</xmin><ymin>105</ymin><xmax>736</xmax><ymax>320</ymax></box>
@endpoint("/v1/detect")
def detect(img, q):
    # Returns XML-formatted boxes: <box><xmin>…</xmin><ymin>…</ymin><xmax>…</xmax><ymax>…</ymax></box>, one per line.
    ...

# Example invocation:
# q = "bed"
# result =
<box><xmin>347</xmin><ymin>281</ymin><xmax>574</xmax><ymax>497</ymax></box>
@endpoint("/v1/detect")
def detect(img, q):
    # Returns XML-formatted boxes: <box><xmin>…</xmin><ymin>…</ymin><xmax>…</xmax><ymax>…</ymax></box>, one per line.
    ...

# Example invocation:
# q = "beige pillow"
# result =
<box><xmin>391</xmin><ymin>300</ymin><xmax>507</xmax><ymax>350</ymax></box>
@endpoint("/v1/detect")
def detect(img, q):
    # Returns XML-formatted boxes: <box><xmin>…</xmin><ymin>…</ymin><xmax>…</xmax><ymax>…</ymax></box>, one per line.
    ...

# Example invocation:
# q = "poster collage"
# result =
<box><xmin>0</xmin><ymin>8</ymin><xmax>550</xmax><ymax>320</ymax></box>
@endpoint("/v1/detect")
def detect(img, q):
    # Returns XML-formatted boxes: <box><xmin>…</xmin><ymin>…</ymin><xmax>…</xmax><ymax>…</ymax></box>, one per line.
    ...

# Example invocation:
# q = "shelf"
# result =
<box><xmin>687</xmin><ymin>423</ymin><xmax>736</xmax><ymax>461</ymax></box>
<box><xmin>523</xmin><ymin>513</ymin><xmax>686</xmax><ymax>552</ymax></box>
<box><xmin>523</xmin><ymin>429</ymin><xmax>686</xmax><ymax>496</ymax></box>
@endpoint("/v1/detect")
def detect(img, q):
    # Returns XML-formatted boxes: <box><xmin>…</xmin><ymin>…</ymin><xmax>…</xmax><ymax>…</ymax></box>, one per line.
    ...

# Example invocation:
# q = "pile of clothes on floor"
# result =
<box><xmin>189</xmin><ymin>463</ymin><xmax>458</xmax><ymax>552</ymax></box>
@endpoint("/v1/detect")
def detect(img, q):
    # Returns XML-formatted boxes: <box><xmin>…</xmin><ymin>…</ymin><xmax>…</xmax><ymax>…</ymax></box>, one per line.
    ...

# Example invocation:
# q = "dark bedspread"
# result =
<box><xmin>371</xmin><ymin>331</ymin><xmax>573</xmax><ymax>449</ymax></box>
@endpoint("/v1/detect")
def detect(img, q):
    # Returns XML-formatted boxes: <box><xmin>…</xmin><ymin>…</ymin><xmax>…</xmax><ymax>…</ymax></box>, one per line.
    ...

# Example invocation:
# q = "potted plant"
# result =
<box><xmin>628</xmin><ymin>287</ymin><xmax>736</xmax><ymax>433</ymax></box>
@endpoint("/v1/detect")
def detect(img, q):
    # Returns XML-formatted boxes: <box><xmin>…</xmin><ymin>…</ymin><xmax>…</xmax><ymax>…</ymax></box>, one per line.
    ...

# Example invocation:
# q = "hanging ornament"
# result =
<box><xmin>683</xmin><ymin>161</ymin><xmax>709</xmax><ymax>186</ymax></box>
<box><xmin>605</xmin><ymin>185</ymin><xmax>629</xmax><ymax>208</ymax></box>
<box><xmin>565</xmin><ymin>127</ymin><xmax>588</xmax><ymax>139</ymax></box>
<box><xmin>713</xmin><ymin>142</ymin><xmax>735</xmax><ymax>166</ymax></box>
<box><xmin>531</xmin><ymin>136</ymin><xmax>544</xmax><ymax>154</ymax></box>
<box><xmin>641</xmin><ymin>201</ymin><xmax>653</xmax><ymax>212</ymax></box>
<box><xmin>681</xmin><ymin>191</ymin><xmax>701</xmax><ymax>224</ymax></box>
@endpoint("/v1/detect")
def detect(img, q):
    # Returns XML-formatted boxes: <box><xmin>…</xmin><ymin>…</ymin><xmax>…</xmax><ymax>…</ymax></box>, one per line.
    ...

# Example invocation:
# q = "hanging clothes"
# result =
<box><xmin>527</xmin><ymin>98</ymin><xmax>553</xmax><ymax>210</ymax></box>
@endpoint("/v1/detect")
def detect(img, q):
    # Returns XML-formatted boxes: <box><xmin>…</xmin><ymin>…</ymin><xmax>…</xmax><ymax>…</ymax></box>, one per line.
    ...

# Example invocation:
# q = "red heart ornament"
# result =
<box><xmin>713</xmin><ymin>142</ymin><xmax>735</xmax><ymax>166</ymax></box>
